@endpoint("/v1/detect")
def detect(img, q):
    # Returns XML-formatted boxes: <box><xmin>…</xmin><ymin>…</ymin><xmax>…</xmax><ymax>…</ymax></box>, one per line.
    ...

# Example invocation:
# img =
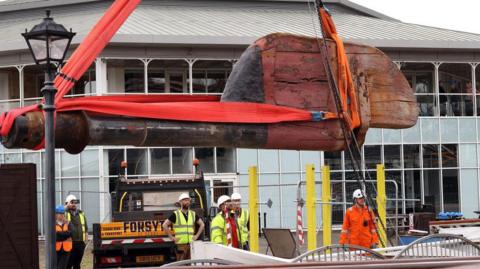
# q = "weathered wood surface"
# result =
<box><xmin>1</xmin><ymin>33</ymin><xmax>417</xmax><ymax>153</ymax></box>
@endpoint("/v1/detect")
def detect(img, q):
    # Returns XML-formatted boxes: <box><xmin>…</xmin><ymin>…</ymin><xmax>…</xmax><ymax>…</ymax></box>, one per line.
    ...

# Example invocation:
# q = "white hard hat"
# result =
<box><xmin>217</xmin><ymin>195</ymin><xmax>231</xmax><ymax>207</ymax></box>
<box><xmin>231</xmin><ymin>192</ymin><xmax>242</xmax><ymax>200</ymax></box>
<box><xmin>65</xmin><ymin>194</ymin><xmax>78</xmax><ymax>204</ymax></box>
<box><xmin>178</xmin><ymin>193</ymin><xmax>190</xmax><ymax>202</ymax></box>
<box><xmin>353</xmin><ymin>189</ymin><xmax>365</xmax><ymax>199</ymax></box>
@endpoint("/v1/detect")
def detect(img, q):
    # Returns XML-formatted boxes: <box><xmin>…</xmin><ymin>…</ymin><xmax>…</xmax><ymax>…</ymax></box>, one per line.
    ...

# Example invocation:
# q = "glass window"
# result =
<box><xmin>401</xmin><ymin>62</ymin><xmax>436</xmax><ymax>116</ymax></box>
<box><xmin>384</xmin><ymin>145</ymin><xmax>401</xmax><ymax>169</ymax></box>
<box><xmin>81</xmin><ymin>178</ymin><xmax>100</xmax><ymax>229</ymax></box>
<box><xmin>423</xmin><ymin>169</ymin><xmax>441</xmax><ymax>213</ymax></box>
<box><xmin>423</xmin><ymin>144</ymin><xmax>439</xmax><ymax>168</ymax></box>
<box><xmin>442</xmin><ymin>169</ymin><xmax>459</xmax><ymax>212</ymax></box>
<box><xmin>106</xmin><ymin>59</ymin><xmax>144</xmax><ymax>93</ymax></box>
<box><xmin>459</xmin><ymin>144</ymin><xmax>477</xmax><ymax>168</ymax></box>
<box><xmin>126</xmin><ymin>148</ymin><xmax>147</xmax><ymax>176</ymax></box>
<box><xmin>259</xmin><ymin>149</ymin><xmax>279</xmax><ymax>172</ymax></box>
<box><xmin>4</xmin><ymin>152</ymin><xmax>21</xmax><ymax>163</ymax></box>
<box><xmin>385</xmin><ymin>171</ymin><xmax>402</xmax><ymax>211</ymax></box>
<box><xmin>280</xmin><ymin>150</ymin><xmax>299</xmax><ymax>172</ymax></box>
<box><xmin>403</xmin><ymin>145</ymin><xmax>420</xmax><ymax>168</ymax></box>
<box><xmin>403</xmin><ymin>122</ymin><xmax>421</xmax><ymax>144</ymax></box>
<box><xmin>421</xmin><ymin>118</ymin><xmax>439</xmax><ymax>143</ymax></box>
<box><xmin>383</xmin><ymin>129</ymin><xmax>401</xmax><ymax>144</ymax></box>
<box><xmin>439</xmin><ymin>63</ymin><xmax>473</xmax><ymax>116</ymax></box>
<box><xmin>441</xmin><ymin>144</ymin><xmax>457</xmax><ymax>168</ymax></box>
<box><xmin>150</xmin><ymin>148</ymin><xmax>170</xmax><ymax>174</ymax></box>
<box><xmin>107</xmin><ymin>149</ymin><xmax>124</xmax><ymax>176</ymax></box>
<box><xmin>0</xmin><ymin>66</ymin><xmax>19</xmax><ymax>100</ymax></box>
<box><xmin>475</xmin><ymin>64</ymin><xmax>480</xmax><ymax>115</ymax></box>
<box><xmin>237</xmin><ymin>149</ymin><xmax>257</xmax><ymax>174</ymax></box>
<box><xmin>61</xmin><ymin>151</ymin><xmax>79</xmax><ymax>177</ymax></box>
<box><xmin>331</xmin><ymin>172</ymin><xmax>344</xmax><ymax>225</ymax></box>
<box><xmin>147</xmin><ymin>60</ymin><xmax>188</xmax><ymax>93</ymax></box>
<box><xmin>460</xmin><ymin>169</ymin><xmax>478</xmax><ymax>218</ymax></box>
<box><xmin>70</xmin><ymin>64</ymin><xmax>96</xmax><ymax>96</ymax></box>
<box><xmin>404</xmin><ymin>170</ymin><xmax>421</xmax><ymax>212</ymax></box>
<box><xmin>23</xmin><ymin>152</ymin><xmax>41</xmax><ymax>176</ymax></box>
<box><xmin>324</xmin><ymin>151</ymin><xmax>342</xmax><ymax>171</ymax></box>
<box><xmin>344</xmin><ymin>150</ymin><xmax>361</xmax><ymax>171</ymax></box>
<box><xmin>364</xmin><ymin>128</ymin><xmax>382</xmax><ymax>144</ymax></box>
<box><xmin>440</xmin><ymin>118</ymin><xmax>458</xmax><ymax>143</ymax></box>
<box><xmin>364</xmin><ymin>145</ymin><xmax>381</xmax><ymax>170</ymax></box>
<box><xmin>0</xmin><ymin>100</ymin><xmax>20</xmax><ymax>113</ymax></box>
<box><xmin>191</xmin><ymin>60</ymin><xmax>232</xmax><ymax>94</ymax></box>
<box><xmin>299</xmin><ymin>151</ymin><xmax>320</xmax><ymax>172</ymax></box>
<box><xmin>172</xmin><ymin>148</ymin><xmax>193</xmax><ymax>174</ymax></box>
<box><xmin>81</xmin><ymin>149</ymin><xmax>99</xmax><ymax>177</ymax></box>
<box><xmin>23</xmin><ymin>65</ymin><xmax>44</xmax><ymax>98</ymax></box>
<box><xmin>459</xmin><ymin>118</ymin><xmax>476</xmax><ymax>142</ymax></box>
<box><xmin>62</xmin><ymin>178</ymin><xmax>79</xmax><ymax>203</ymax></box>
<box><xmin>194</xmin><ymin>147</ymin><xmax>214</xmax><ymax>173</ymax></box>
<box><xmin>217</xmin><ymin>148</ymin><xmax>236</xmax><ymax>173</ymax></box>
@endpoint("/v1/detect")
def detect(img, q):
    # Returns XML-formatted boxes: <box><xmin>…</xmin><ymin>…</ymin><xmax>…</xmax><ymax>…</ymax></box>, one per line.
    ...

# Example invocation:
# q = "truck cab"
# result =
<box><xmin>92</xmin><ymin>160</ymin><xmax>209</xmax><ymax>268</ymax></box>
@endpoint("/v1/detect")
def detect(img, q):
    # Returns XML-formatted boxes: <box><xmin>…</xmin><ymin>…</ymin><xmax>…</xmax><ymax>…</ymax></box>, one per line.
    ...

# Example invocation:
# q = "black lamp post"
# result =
<box><xmin>22</xmin><ymin>10</ymin><xmax>75</xmax><ymax>269</ymax></box>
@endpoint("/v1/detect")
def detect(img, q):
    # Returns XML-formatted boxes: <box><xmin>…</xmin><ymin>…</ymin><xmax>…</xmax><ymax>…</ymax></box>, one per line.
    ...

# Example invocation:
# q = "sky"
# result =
<box><xmin>350</xmin><ymin>0</ymin><xmax>480</xmax><ymax>34</ymax></box>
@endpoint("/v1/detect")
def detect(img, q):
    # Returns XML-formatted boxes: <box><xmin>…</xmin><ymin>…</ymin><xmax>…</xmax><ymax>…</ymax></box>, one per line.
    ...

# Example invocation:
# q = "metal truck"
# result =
<box><xmin>92</xmin><ymin>161</ymin><xmax>210</xmax><ymax>268</ymax></box>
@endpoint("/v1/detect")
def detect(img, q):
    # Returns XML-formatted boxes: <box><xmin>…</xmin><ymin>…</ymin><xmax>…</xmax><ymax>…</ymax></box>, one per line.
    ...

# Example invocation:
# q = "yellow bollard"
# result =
<box><xmin>376</xmin><ymin>164</ymin><xmax>387</xmax><ymax>248</ymax></box>
<box><xmin>306</xmin><ymin>164</ymin><xmax>317</xmax><ymax>251</ymax></box>
<box><xmin>249</xmin><ymin>166</ymin><xmax>259</xmax><ymax>252</ymax></box>
<box><xmin>322</xmin><ymin>166</ymin><xmax>331</xmax><ymax>247</ymax></box>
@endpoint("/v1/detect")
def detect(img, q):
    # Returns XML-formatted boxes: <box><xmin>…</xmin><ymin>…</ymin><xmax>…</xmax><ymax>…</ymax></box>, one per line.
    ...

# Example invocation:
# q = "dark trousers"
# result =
<box><xmin>175</xmin><ymin>244</ymin><xmax>191</xmax><ymax>261</ymax></box>
<box><xmin>67</xmin><ymin>241</ymin><xmax>85</xmax><ymax>269</ymax></box>
<box><xmin>57</xmin><ymin>251</ymin><xmax>70</xmax><ymax>269</ymax></box>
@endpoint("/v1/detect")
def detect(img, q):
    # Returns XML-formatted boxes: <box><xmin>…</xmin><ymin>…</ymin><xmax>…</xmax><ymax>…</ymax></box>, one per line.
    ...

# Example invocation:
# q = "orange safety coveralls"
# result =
<box><xmin>339</xmin><ymin>206</ymin><xmax>379</xmax><ymax>248</ymax></box>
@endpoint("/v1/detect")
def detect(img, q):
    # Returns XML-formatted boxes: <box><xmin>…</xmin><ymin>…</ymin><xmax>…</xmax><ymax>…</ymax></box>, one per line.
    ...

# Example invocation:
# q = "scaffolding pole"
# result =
<box><xmin>376</xmin><ymin>164</ymin><xmax>387</xmax><ymax>248</ymax></box>
<box><xmin>249</xmin><ymin>166</ymin><xmax>259</xmax><ymax>253</ymax></box>
<box><xmin>306</xmin><ymin>164</ymin><xmax>317</xmax><ymax>251</ymax></box>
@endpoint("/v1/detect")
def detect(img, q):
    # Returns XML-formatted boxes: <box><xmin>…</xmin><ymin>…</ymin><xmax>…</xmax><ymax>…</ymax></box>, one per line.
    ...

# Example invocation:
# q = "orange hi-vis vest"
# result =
<box><xmin>339</xmin><ymin>206</ymin><xmax>379</xmax><ymax>249</ymax></box>
<box><xmin>56</xmin><ymin>222</ymin><xmax>73</xmax><ymax>252</ymax></box>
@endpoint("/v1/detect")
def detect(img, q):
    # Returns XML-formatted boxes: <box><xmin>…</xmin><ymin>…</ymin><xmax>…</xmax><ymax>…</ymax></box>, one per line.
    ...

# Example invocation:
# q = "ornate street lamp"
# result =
<box><xmin>22</xmin><ymin>10</ymin><xmax>75</xmax><ymax>269</ymax></box>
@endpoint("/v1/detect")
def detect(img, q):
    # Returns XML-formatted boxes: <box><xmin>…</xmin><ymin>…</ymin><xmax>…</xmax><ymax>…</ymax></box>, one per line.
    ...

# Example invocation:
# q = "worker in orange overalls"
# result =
<box><xmin>339</xmin><ymin>189</ymin><xmax>379</xmax><ymax>249</ymax></box>
<box><xmin>56</xmin><ymin>205</ymin><xmax>73</xmax><ymax>269</ymax></box>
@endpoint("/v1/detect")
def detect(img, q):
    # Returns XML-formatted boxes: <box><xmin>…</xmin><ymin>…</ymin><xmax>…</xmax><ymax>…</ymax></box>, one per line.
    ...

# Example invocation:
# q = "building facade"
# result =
<box><xmin>1</xmin><ymin>0</ymin><xmax>480</xmax><ymax>233</ymax></box>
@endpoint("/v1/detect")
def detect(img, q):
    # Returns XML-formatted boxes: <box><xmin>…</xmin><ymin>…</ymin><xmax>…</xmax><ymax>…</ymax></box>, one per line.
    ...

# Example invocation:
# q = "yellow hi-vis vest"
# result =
<box><xmin>210</xmin><ymin>213</ymin><xmax>228</xmax><ymax>245</ymax></box>
<box><xmin>173</xmin><ymin>209</ymin><xmax>195</xmax><ymax>244</ymax></box>
<box><xmin>210</xmin><ymin>213</ymin><xmax>240</xmax><ymax>246</ymax></box>
<box><xmin>237</xmin><ymin>209</ymin><xmax>249</xmax><ymax>245</ymax></box>
<box><xmin>66</xmin><ymin>211</ymin><xmax>87</xmax><ymax>242</ymax></box>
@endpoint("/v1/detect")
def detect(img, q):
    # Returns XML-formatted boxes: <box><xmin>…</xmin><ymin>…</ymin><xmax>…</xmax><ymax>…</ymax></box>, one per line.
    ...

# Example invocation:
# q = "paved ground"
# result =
<box><xmin>38</xmin><ymin>231</ymin><xmax>342</xmax><ymax>268</ymax></box>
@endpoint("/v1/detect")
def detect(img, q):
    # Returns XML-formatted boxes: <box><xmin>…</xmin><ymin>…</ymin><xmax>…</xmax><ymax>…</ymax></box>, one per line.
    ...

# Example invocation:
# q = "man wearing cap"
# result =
<box><xmin>339</xmin><ymin>189</ymin><xmax>379</xmax><ymax>249</ymax></box>
<box><xmin>163</xmin><ymin>193</ymin><xmax>205</xmax><ymax>261</ymax></box>
<box><xmin>211</xmin><ymin>195</ymin><xmax>240</xmax><ymax>248</ymax></box>
<box><xmin>64</xmin><ymin>194</ymin><xmax>88</xmax><ymax>269</ymax></box>
<box><xmin>231</xmin><ymin>192</ymin><xmax>250</xmax><ymax>250</ymax></box>
<box><xmin>56</xmin><ymin>205</ymin><xmax>73</xmax><ymax>269</ymax></box>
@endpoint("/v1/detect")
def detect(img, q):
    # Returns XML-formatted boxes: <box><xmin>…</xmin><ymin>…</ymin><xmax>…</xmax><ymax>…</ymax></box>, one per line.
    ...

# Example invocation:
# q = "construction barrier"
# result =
<box><xmin>321</xmin><ymin>165</ymin><xmax>331</xmax><ymax>248</ymax></box>
<box><xmin>292</xmin><ymin>244</ymin><xmax>386</xmax><ymax>262</ymax></box>
<box><xmin>393</xmin><ymin>234</ymin><xmax>480</xmax><ymax>259</ymax></box>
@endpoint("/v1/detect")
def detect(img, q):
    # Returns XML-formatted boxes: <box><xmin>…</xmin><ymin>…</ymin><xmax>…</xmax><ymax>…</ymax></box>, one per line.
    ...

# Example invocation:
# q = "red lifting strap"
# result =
<box><xmin>0</xmin><ymin>0</ymin><xmax>341</xmax><ymax>151</ymax></box>
<box><xmin>319</xmin><ymin>7</ymin><xmax>361</xmax><ymax>130</ymax></box>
